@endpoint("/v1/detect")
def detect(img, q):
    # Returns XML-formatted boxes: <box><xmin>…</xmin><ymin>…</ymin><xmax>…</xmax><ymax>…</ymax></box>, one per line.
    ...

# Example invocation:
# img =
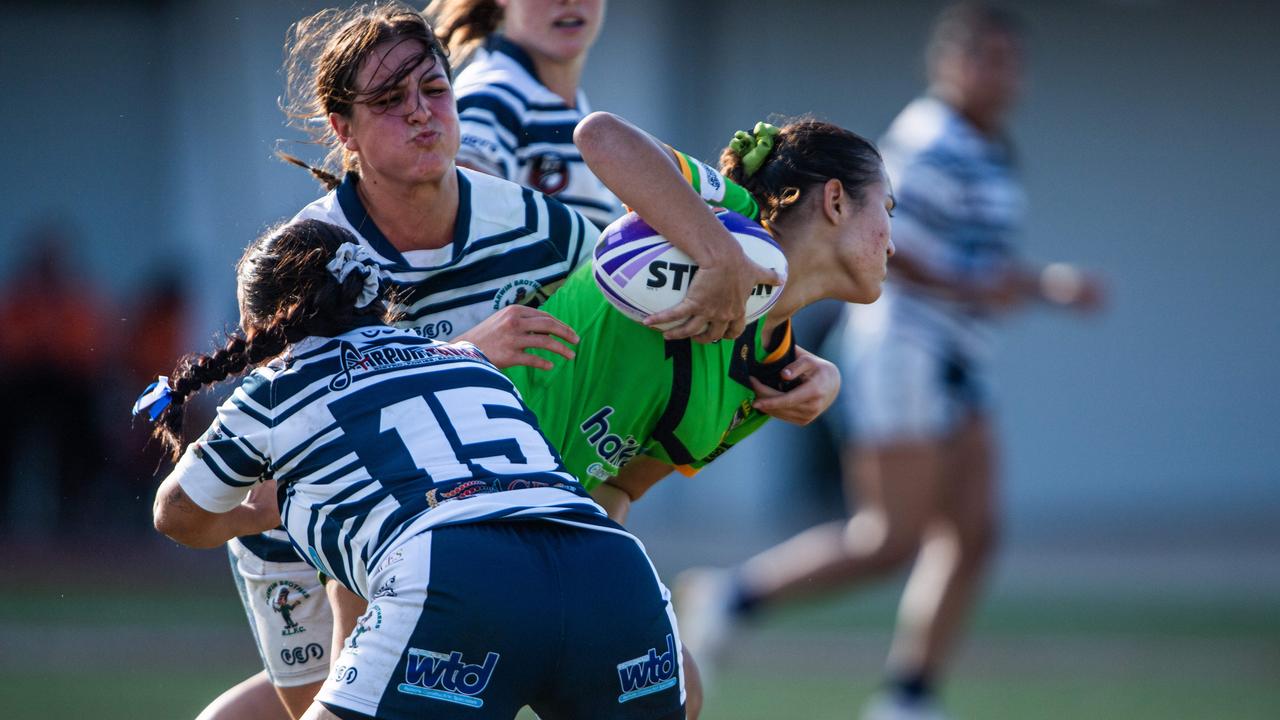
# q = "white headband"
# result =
<box><xmin>326</xmin><ymin>242</ymin><xmax>382</xmax><ymax>308</ymax></box>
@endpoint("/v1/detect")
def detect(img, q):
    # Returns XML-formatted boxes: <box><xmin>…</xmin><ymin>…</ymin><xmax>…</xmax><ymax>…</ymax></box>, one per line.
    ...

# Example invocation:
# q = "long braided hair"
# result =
<box><xmin>149</xmin><ymin>220</ymin><xmax>395</xmax><ymax>460</ymax></box>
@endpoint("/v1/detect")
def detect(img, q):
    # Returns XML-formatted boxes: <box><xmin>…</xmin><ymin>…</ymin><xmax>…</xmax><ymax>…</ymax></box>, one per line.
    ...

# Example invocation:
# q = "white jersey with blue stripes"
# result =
<box><xmin>173</xmin><ymin>327</ymin><xmax>603</xmax><ymax>598</ymax></box>
<box><xmin>294</xmin><ymin>167</ymin><xmax>595</xmax><ymax>341</ymax></box>
<box><xmin>849</xmin><ymin>95</ymin><xmax>1027</xmax><ymax>361</ymax></box>
<box><xmin>453</xmin><ymin>36</ymin><xmax>623</xmax><ymax>229</ymax></box>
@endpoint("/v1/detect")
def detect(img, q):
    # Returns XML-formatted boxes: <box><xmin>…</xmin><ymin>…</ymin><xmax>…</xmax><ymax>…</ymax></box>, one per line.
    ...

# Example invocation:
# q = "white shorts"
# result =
<box><xmin>833</xmin><ymin>326</ymin><xmax>992</xmax><ymax>444</ymax></box>
<box><xmin>228</xmin><ymin>538</ymin><xmax>332</xmax><ymax>687</ymax></box>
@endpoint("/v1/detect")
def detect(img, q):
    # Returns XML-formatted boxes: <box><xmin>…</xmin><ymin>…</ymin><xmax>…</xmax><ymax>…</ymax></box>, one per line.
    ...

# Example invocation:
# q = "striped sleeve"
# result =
<box><xmin>172</xmin><ymin>382</ymin><xmax>273</xmax><ymax>513</ymax></box>
<box><xmin>541</xmin><ymin>192</ymin><xmax>595</xmax><ymax>271</ymax></box>
<box><xmin>457</xmin><ymin>92</ymin><xmax>522</xmax><ymax>180</ymax></box>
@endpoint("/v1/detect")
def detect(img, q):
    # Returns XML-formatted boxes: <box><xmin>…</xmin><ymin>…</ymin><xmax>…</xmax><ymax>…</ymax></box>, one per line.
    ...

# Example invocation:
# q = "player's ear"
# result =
<box><xmin>330</xmin><ymin>112</ymin><xmax>358</xmax><ymax>152</ymax></box>
<box><xmin>821</xmin><ymin>178</ymin><xmax>844</xmax><ymax>225</ymax></box>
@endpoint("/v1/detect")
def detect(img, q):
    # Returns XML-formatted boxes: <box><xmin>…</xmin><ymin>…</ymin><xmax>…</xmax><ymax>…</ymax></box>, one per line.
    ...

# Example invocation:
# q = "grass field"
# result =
<box><xmin>3</xmin><ymin>542</ymin><xmax>1277</xmax><ymax>719</ymax></box>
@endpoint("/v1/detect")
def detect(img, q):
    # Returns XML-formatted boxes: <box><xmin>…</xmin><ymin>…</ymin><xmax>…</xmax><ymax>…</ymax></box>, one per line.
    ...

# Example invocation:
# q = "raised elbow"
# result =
<box><xmin>573</xmin><ymin>111</ymin><xmax>624</xmax><ymax>163</ymax></box>
<box><xmin>152</xmin><ymin>481</ymin><xmax>222</xmax><ymax>549</ymax></box>
<box><xmin>153</xmin><ymin>507</ymin><xmax>191</xmax><ymax>546</ymax></box>
<box><xmin>153</xmin><ymin>503</ymin><xmax>199</xmax><ymax>547</ymax></box>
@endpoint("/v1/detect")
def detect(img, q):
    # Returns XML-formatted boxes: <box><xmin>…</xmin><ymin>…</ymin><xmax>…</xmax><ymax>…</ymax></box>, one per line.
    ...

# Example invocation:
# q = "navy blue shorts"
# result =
<box><xmin>316</xmin><ymin>515</ymin><xmax>685</xmax><ymax>719</ymax></box>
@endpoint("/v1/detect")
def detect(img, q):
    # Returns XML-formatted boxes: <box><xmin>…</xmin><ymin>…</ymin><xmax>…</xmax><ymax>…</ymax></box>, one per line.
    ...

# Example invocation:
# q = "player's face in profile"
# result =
<box><xmin>835</xmin><ymin>177</ymin><xmax>895</xmax><ymax>304</ymax></box>
<box><xmin>501</xmin><ymin>0</ymin><xmax>605</xmax><ymax>64</ymax></box>
<box><xmin>338</xmin><ymin>39</ymin><xmax>461</xmax><ymax>186</ymax></box>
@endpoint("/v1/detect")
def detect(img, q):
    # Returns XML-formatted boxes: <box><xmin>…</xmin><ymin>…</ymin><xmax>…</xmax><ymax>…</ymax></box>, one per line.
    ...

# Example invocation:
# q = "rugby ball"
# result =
<box><xmin>593</xmin><ymin>210</ymin><xmax>787</xmax><ymax>330</ymax></box>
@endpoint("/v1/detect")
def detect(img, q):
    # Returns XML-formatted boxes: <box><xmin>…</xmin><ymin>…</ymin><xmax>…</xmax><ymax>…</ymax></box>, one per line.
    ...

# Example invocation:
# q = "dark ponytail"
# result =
<box><xmin>148</xmin><ymin>220</ymin><xmax>396</xmax><ymax>461</ymax></box>
<box><xmin>719</xmin><ymin>118</ymin><xmax>883</xmax><ymax>228</ymax></box>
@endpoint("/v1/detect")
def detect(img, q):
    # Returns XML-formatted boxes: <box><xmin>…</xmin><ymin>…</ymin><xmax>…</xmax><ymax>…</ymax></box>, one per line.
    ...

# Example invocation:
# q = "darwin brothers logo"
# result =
<box><xmin>266</xmin><ymin>580</ymin><xmax>310</xmax><ymax>637</ymax></box>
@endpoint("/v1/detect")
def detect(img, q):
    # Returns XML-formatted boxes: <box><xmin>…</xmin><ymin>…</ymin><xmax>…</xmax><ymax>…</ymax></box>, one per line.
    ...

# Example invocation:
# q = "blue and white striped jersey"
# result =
<box><xmin>233</xmin><ymin>167</ymin><xmax>594</xmax><ymax>565</ymax></box>
<box><xmin>294</xmin><ymin>167</ymin><xmax>595</xmax><ymax>341</ymax></box>
<box><xmin>454</xmin><ymin>36</ymin><xmax>623</xmax><ymax>230</ymax></box>
<box><xmin>173</xmin><ymin>327</ymin><xmax>603</xmax><ymax>598</ymax></box>
<box><xmin>850</xmin><ymin>95</ymin><xmax>1027</xmax><ymax>361</ymax></box>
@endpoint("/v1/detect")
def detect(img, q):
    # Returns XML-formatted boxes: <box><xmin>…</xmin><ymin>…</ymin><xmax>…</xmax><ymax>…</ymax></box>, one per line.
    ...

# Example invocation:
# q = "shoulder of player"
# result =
<box><xmin>460</xmin><ymin>167</ymin><xmax>591</xmax><ymax>234</ymax></box>
<box><xmin>882</xmin><ymin>97</ymin><xmax>972</xmax><ymax>163</ymax></box>
<box><xmin>291</xmin><ymin>188</ymin><xmax>343</xmax><ymax>225</ymax></box>
<box><xmin>290</xmin><ymin>192</ymin><xmax>371</xmax><ymax>247</ymax></box>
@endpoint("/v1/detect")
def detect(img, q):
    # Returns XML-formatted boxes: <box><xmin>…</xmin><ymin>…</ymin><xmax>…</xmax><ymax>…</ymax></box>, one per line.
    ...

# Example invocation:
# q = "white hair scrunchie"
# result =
<box><xmin>325</xmin><ymin>242</ymin><xmax>383</xmax><ymax>308</ymax></box>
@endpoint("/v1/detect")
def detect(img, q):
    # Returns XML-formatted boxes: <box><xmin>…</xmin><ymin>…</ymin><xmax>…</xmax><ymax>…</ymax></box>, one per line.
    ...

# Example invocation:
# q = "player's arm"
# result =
<box><xmin>153</xmin><ymin>397</ymin><xmax>280</xmax><ymax>548</ymax></box>
<box><xmin>574</xmin><ymin>111</ymin><xmax>783</xmax><ymax>343</ymax></box>
<box><xmin>455</xmin><ymin>304</ymin><xmax>580</xmax><ymax>371</ymax></box>
<box><xmin>893</xmin><ymin>248</ymin><xmax>1101</xmax><ymax>312</ymax></box>
<box><xmin>153</xmin><ymin>475</ymin><xmax>280</xmax><ymax>549</ymax></box>
<box><xmin>750</xmin><ymin>344</ymin><xmax>841</xmax><ymax>426</ymax></box>
<box><xmin>665</xmin><ymin>146</ymin><xmax>761</xmax><ymax>219</ymax></box>
<box><xmin>591</xmin><ymin>456</ymin><xmax>675</xmax><ymax>524</ymax></box>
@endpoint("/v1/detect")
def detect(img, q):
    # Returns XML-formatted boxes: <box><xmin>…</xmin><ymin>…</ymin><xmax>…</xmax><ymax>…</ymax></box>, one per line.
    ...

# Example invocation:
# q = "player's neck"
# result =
<box><xmin>934</xmin><ymin>85</ymin><xmax>1003</xmax><ymax>136</ymax></box>
<box><xmin>530</xmin><ymin>54</ymin><xmax>585</xmax><ymax>106</ymax></box>
<box><xmin>761</xmin><ymin>228</ymin><xmax>824</xmax><ymax>336</ymax></box>
<box><xmin>356</xmin><ymin>169</ymin><xmax>459</xmax><ymax>252</ymax></box>
<box><xmin>762</xmin><ymin>278</ymin><xmax>816</xmax><ymax>340</ymax></box>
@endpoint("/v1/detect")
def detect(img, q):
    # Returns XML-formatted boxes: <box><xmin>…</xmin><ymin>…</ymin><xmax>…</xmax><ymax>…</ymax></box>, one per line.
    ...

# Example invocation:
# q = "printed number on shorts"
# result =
<box><xmin>328</xmin><ymin>375</ymin><xmax>559</xmax><ymax>482</ymax></box>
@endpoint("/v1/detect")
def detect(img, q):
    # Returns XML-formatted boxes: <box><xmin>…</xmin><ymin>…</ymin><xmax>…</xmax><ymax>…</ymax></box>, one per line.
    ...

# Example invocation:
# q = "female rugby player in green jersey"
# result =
<box><xmin>507</xmin><ymin>111</ymin><xmax>895</xmax><ymax>522</ymax></box>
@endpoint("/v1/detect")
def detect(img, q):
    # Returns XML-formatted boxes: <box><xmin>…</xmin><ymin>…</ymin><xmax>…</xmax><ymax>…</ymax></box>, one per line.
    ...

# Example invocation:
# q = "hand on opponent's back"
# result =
<box><xmin>457</xmin><ymin>304</ymin><xmax>579</xmax><ymax>371</ymax></box>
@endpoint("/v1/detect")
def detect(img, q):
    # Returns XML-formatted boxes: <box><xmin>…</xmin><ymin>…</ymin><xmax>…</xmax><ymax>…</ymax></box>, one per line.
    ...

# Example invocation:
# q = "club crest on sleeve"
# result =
<box><xmin>529</xmin><ymin>152</ymin><xmax>569</xmax><ymax>195</ymax></box>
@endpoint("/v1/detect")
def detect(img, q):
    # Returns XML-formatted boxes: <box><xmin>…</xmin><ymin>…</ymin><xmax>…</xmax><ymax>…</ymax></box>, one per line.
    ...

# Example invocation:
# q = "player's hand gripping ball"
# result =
<box><xmin>593</xmin><ymin>210</ymin><xmax>787</xmax><ymax>330</ymax></box>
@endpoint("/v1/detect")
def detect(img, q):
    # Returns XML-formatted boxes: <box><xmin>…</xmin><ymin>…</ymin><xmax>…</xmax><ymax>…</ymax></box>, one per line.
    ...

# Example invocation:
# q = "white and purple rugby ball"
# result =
<box><xmin>593</xmin><ymin>210</ymin><xmax>787</xmax><ymax>330</ymax></box>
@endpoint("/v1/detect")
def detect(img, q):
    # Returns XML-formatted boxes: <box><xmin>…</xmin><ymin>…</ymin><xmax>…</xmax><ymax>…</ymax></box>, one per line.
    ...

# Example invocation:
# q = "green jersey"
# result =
<box><xmin>502</xmin><ymin>262</ymin><xmax>795</xmax><ymax>491</ymax></box>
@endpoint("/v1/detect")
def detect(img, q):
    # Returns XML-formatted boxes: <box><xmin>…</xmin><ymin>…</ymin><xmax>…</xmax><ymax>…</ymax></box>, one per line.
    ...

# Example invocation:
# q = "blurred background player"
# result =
<box><xmin>677</xmin><ymin>5</ymin><xmax>1103</xmax><ymax>720</ymax></box>
<box><xmin>430</xmin><ymin>0</ymin><xmax>622</xmax><ymax>230</ymax></box>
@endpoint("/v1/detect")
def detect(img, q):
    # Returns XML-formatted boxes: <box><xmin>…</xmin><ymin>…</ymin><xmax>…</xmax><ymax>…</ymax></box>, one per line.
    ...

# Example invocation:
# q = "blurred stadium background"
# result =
<box><xmin>2</xmin><ymin>0</ymin><xmax>1277</xmax><ymax>717</ymax></box>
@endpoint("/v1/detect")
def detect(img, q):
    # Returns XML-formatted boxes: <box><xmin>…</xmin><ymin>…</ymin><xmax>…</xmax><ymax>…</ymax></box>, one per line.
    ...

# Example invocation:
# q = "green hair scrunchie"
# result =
<box><xmin>729</xmin><ymin>122</ymin><xmax>781</xmax><ymax>178</ymax></box>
